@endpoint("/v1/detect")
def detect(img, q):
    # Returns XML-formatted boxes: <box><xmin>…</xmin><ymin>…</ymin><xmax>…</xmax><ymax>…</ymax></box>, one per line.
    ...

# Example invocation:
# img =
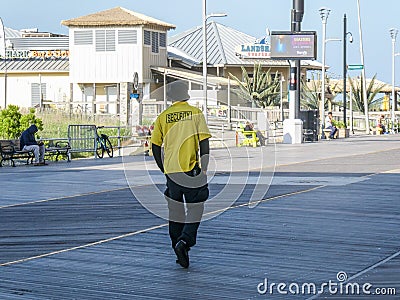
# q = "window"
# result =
<box><xmin>31</xmin><ymin>83</ymin><xmax>46</xmax><ymax>107</ymax></box>
<box><xmin>118</xmin><ymin>30</ymin><xmax>137</xmax><ymax>44</ymax></box>
<box><xmin>144</xmin><ymin>30</ymin><xmax>151</xmax><ymax>45</ymax></box>
<box><xmin>159</xmin><ymin>33</ymin><xmax>166</xmax><ymax>47</ymax></box>
<box><xmin>95</xmin><ymin>30</ymin><xmax>116</xmax><ymax>52</ymax></box>
<box><xmin>74</xmin><ymin>31</ymin><xmax>93</xmax><ymax>45</ymax></box>
<box><xmin>151</xmin><ymin>32</ymin><xmax>159</xmax><ymax>53</ymax></box>
<box><xmin>144</xmin><ymin>30</ymin><xmax>165</xmax><ymax>53</ymax></box>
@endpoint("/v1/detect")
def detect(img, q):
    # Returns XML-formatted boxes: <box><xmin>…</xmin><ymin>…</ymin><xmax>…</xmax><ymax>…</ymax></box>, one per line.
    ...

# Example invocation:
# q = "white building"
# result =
<box><xmin>0</xmin><ymin>7</ymin><xmax>175</xmax><ymax>125</ymax></box>
<box><xmin>61</xmin><ymin>7</ymin><xmax>175</xmax><ymax>119</ymax></box>
<box><xmin>1</xmin><ymin>6</ymin><xmax>326</xmax><ymax>125</ymax></box>
<box><xmin>0</xmin><ymin>26</ymin><xmax>70</xmax><ymax>109</ymax></box>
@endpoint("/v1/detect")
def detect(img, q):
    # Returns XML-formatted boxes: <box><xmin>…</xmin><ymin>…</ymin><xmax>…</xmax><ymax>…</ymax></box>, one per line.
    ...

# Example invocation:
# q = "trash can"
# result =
<box><xmin>299</xmin><ymin>110</ymin><xmax>319</xmax><ymax>141</ymax></box>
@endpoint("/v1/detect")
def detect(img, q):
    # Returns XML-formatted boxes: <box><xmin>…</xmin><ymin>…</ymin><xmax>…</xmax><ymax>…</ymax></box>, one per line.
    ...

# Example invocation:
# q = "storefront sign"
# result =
<box><xmin>4</xmin><ymin>49</ymin><xmax>69</xmax><ymax>59</ymax></box>
<box><xmin>235</xmin><ymin>43</ymin><xmax>271</xmax><ymax>58</ymax></box>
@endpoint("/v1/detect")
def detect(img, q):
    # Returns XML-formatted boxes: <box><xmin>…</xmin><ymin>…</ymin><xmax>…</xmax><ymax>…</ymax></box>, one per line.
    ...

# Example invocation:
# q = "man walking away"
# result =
<box><xmin>151</xmin><ymin>80</ymin><xmax>211</xmax><ymax>268</ymax></box>
<box><xmin>20</xmin><ymin>124</ymin><xmax>46</xmax><ymax>166</ymax></box>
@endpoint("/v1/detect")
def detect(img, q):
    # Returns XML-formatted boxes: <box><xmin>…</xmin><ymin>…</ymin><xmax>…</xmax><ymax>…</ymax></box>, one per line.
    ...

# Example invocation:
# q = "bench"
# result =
<box><xmin>43</xmin><ymin>139</ymin><xmax>71</xmax><ymax>162</ymax></box>
<box><xmin>0</xmin><ymin>139</ymin><xmax>35</xmax><ymax>167</ymax></box>
<box><xmin>372</xmin><ymin>126</ymin><xmax>383</xmax><ymax>135</ymax></box>
<box><xmin>0</xmin><ymin>139</ymin><xmax>71</xmax><ymax>167</ymax></box>
<box><xmin>323</xmin><ymin>129</ymin><xmax>338</xmax><ymax>140</ymax></box>
<box><xmin>236</xmin><ymin>129</ymin><xmax>258</xmax><ymax>147</ymax></box>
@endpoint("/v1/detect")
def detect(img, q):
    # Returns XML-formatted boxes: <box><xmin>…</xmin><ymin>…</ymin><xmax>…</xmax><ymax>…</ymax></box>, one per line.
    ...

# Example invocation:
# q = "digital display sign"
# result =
<box><xmin>270</xmin><ymin>31</ymin><xmax>317</xmax><ymax>60</ymax></box>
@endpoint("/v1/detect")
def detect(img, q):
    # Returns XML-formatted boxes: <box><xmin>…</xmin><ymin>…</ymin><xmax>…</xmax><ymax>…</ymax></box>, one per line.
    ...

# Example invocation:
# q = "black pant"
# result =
<box><xmin>164</xmin><ymin>171</ymin><xmax>209</xmax><ymax>249</ymax></box>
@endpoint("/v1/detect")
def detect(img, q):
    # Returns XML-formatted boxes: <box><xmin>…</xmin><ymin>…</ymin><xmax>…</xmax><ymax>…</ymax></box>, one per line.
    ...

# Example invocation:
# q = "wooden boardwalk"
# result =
<box><xmin>0</xmin><ymin>135</ymin><xmax>399</xmax><ymax>299</ymax></box>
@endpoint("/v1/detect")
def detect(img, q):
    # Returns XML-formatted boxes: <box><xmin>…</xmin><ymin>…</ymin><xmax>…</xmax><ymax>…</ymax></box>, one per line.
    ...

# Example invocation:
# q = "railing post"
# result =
<box><xmin>117</xmin><ymin>126</ymin><xmax>121</xmax><ymax>157</ymax></box>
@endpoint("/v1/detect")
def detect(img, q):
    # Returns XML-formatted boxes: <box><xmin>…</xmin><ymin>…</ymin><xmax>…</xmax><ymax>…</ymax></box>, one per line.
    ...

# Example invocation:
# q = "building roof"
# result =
<box><xmin>151</xmin><ymin>66</ymin><xmax>239</xmax><ymax>87</ymax></box>
<box><xmin>168</xmin><ymin>22</ymin><xmax>323</xmax><ymax>69</ymax></box>
<box><xmin>330</xmin><ymin>78</ymin><xmax>400</xmax><ymax>93</ymax></box>
<box><xmin>169</xmin><ymin>22</ymin><xmax>254</xmax><ymax>66</ymax></box>
<box><xmin>4</xmin><ymin>27</ymin><xmax>22</xmax><ymax>38</ymax></box>
<box><xmin>0</xmin><ymin>57</ymin><xmax>69</xmax><ymax>72</ymax></box>
<box><xmin>9</xmin><ymin>37</ymin><xmax>69</xmax><ymax>50</ymax></box>
<box><xmin>61</xmin><ymin>7</ymin><xmax>176</xmax><ymax>31</ymax></box>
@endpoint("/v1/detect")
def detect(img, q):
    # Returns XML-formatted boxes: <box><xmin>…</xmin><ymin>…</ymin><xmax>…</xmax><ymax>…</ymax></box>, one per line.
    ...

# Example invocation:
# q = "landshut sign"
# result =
<box><xmin>234</xmin><ymin>43</ymin><xmax>271</xmax><ymax>58</ymax></box>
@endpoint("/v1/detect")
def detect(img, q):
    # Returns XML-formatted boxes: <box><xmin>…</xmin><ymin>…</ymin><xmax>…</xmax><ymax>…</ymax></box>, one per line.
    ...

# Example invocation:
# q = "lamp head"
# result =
<box><xmin>389</xmin><ymin>28</ymin><xmax>398</xmax><ymax>40</ymax></box>
<box><xmin>319</xmin><ymin>7</ymin><xmax>331</xmax><ymax>22</ymax></box>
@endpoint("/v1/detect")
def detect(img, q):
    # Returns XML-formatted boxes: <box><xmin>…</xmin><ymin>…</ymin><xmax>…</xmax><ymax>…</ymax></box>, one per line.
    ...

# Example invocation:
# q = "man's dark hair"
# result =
<box><xmin>167</xmin><ymin>80</ymin><xmax>190</xmax><ymax>102</ymax></box>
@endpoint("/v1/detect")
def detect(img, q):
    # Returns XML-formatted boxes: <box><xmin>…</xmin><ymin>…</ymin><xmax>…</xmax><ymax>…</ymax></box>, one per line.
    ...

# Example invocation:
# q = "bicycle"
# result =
<box><xmin>95</xmin><ymin>126</ymin><xmax>113</xmax><ymax>158</ymax></box>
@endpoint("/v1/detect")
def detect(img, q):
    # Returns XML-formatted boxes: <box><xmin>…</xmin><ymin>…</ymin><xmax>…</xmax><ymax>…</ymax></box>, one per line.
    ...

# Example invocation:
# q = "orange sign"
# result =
<box><xmin>31</xmin><ymin>50</ymin><xmax>69</xmax><ymax>58</ymax></box>
<box><xmin>5</xmin><ymin>49</ymin><xmax>69</xmax><ymax>59</ymax></box>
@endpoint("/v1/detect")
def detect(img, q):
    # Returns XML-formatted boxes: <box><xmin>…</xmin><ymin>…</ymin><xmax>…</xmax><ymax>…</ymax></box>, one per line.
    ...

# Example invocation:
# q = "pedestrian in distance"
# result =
<box><xmin>20</xmin><ymin>124</ymin><xmax>47</xmax><ymax>166</ymax></box>
<box><xmin>324</xmin><ymin>112</ymin><xmax>337</xmax><ymax>139</ymax></box>
<box><xmin>244</xmin><ymin>121</ymin><xmax>266</xmax><ymax>146</ymax></box>
<box><xmin>377</xmin><ymin>115</ymin><xmax>387</xmax><ymax>134</ymax></box>
<box><xmin>151</xmin><ymin>80</ymin><xmax>211</xmax><ymax>268</ymax></box>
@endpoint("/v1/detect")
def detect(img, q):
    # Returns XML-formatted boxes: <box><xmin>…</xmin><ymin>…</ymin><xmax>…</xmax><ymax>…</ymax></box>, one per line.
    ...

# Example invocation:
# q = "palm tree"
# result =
<box><xmin>229</xmin><ymin>63</ymin><xmax>281</xmax><ymax>108</ymax></box>
<box><xmin>301</xmin><ymin>72</ymin><xmax>321</xmax><ymax>110</ymax></box>
<box><xmin>348</xmin><ymin>74</ymin><xmax>385</xmax><ymax>113</ymax></box>
<box><xmin>301</xmin><ymin>72</ymin><xmax>340</xmax><ymax>110</ymax></box>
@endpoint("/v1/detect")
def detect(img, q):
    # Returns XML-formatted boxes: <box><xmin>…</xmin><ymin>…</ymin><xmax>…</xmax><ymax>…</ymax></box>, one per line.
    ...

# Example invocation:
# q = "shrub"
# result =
<box><xmin>20</xmin><ymin>108</ymin><xmax>44</xmax><ymax>135</ymax></box>
<box><xmin>0</xmin><ymin>105</ymin><xmax>23</xmax><ymax>139</ymax></box>
<box><xmin>0</xmin><ymin>106</ymin><xmax>43</xmax><ymax>139</ymax></box>
<box><xmin>332</xmin><ymin>120</ymin><xmax>346</xmax><ymax>129</ymax></box>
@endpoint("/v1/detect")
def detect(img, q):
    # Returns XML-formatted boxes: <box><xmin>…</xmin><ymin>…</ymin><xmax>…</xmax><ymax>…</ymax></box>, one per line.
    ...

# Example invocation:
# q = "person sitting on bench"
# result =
<box><xmin>244</xmin><ymin>121</ymin><xmax>266</xmax><ymax>146</ymax></box>
<box><xmin>20</xmin><ymin>124</ymin><xmax>47</xmax><ymax>166</ymax></box>
<box><xmin>324</xmin><ymin>112</ymin><xmax>337</xmax><ymax>139</ymax></box>
<box><xmin>376</xmin><ymin>115</ymin><xmax>387</xmax><ymax>134</ymax></box>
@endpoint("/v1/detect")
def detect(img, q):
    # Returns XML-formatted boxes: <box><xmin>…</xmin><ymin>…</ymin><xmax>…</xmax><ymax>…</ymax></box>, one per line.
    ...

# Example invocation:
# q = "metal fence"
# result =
<box><xmin>67</xmin><ymin>124</ymin><xmax>148</xmax><ymax>158</ymax></box>
<box><xmin>67</xmin><ymin>124</ymin><xmax>97</xmax><ymax>157</ymax></box>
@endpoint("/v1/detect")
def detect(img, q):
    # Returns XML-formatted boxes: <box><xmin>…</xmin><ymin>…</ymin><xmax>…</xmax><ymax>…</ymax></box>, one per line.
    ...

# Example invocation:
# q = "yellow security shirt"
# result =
<box><xmin>151</xmin><ymin>101</ymin><xmax>211</xmax><ymax>174</ymax></box>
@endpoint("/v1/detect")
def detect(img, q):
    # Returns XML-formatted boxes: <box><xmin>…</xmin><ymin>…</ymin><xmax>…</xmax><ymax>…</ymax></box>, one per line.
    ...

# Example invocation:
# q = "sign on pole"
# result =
<box><xmin>270</xmin><ymin>31</ymin><xmax>317</xmax><ymax>60</ymax></box>
<box><xmin>347</xmin><ymin>64</ymin><xmax>364</xmax><ymax>70</ymax></box>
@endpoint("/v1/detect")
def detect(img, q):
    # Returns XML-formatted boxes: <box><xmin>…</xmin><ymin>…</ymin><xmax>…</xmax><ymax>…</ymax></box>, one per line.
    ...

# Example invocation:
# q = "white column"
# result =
<box><xmin>390</xmin><ymin>28</ymin><xmax>398</xmax><ymax>133</ymax></box>
<box><xmin>202</xmin><ymin>0</ymin><xmax>208</xmax><ymax>123</ymax></box>
<box><xmin>357</xmin><ymin>0</ymin><xmax>370</xmax><ymax>134</ymax></box>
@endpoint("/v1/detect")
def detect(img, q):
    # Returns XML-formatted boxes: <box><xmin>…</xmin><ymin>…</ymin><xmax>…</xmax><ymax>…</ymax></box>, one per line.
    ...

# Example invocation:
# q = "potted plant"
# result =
<box><xmin>333</xmin><ymin>120</ymin><xmax>350</xmax><ymax>138</ymax></box>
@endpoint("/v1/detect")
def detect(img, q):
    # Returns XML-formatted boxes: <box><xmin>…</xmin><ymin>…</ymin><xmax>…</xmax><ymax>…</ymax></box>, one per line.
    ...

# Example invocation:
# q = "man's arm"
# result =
<box><xmin>199</xmin><ymin>138</ymin><xmax>210</xmax><ymax>173</ymax></box>
<box><xmin>151</xmin><ymin>144</ymin><xmax>164</xmax><ymax>173</ymax></box>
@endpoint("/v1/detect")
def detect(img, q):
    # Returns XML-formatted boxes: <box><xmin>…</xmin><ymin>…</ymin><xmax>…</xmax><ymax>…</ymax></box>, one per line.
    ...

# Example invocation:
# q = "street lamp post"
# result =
<box><xmin>202</xmin><ymin>0</ymin><xmax>227</xmax><ymax>123</ymax></box>
<box><xmin>319</xmin><ymin>7</ymin><xmax>331</xmax><ymax>138</ymax></box>
<box><xmin>390</xmin><ymin>28</ymin><xmax>398</xmax><ymax>133</ymax></box>
<box><xmin>343</xmin><ymin>14</ymin><xmax>353</xmax><ymax>129</ymax></box>
<box><xmin>4</xmin><ymin>39</ymin><xmax>13</xmax><ymax>109</ymax></box>
<box><xmin>356</xmin><ymin>0</ymin><xmax>370</xmax><ymax>134</ymax></box>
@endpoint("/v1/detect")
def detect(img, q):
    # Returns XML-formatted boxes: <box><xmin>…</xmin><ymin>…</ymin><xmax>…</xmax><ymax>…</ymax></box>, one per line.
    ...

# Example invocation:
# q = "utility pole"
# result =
<box><xmin>291</xmin><ymin>0</ymin><xmax>304</xmax><ymax>119</ymax></box>
<box><xmin>283</xmin><ymin>0</ymin><xmax>304</xmax><ymax>144</ymax></box>
<box><xmin>343</xmin><ymin>14</ymin><xmax>347</xmax><ymax>128</ymax></box>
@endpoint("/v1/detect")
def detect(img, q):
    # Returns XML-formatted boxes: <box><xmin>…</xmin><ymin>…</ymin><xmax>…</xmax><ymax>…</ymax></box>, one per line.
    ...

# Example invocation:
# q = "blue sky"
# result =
<box><xmin>1</xmin><ymin>0</ymin><xmax>398</xmax><ymax>85</ymax></box>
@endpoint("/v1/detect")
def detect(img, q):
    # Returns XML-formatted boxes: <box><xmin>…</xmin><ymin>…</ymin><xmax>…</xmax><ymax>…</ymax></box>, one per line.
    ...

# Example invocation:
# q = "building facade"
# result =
<box><xmin>0</xmin><ymin>6</ymin><xmax>326</xmax><ymax>125</ymax></box>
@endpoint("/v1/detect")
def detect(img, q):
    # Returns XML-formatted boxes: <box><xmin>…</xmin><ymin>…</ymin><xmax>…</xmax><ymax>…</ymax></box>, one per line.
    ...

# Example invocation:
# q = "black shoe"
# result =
<box><xmin>174</xmin><ymin>240</ymin><xmax>189</xmax><ymax>268</ymax></box>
